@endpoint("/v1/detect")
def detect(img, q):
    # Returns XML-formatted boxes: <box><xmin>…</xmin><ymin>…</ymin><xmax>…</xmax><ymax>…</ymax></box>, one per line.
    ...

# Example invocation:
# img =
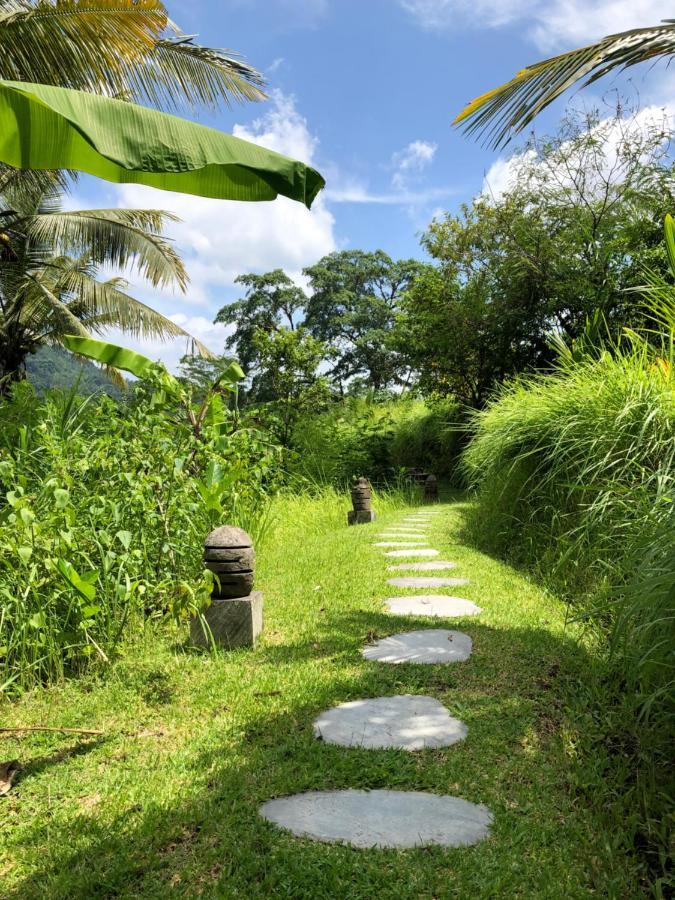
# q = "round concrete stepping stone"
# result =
<box><xmin>387</xmin><ymin>576</ymin><xmax>470</xmax><ymax>588</ymax></box>
<box><xmin>363</xmin><ymin>629</ymin><xmax>472</xmax><ymax>664</ymax></box>
<box><xmin>373</xmin><ymin>541</ymin><xmax>426</xmax><ymax>548</ymax></box>
<box><xmin>388</xmin><ymin>561</ymin><xmax>457</xmax><ymax>571</ymax></box>
<box><xmin>313</xmin><ymin>695</ymin><xmax>467</xmax><ymax>750</ymax></box>
<box><xmin>260</xmin><ymin>789</ymin><xmax>492</xmax><ymax>849</ymax></box>
<box><xmin>385</xmin><ymin>595</ymin><xmax>482</xmax><ymax>617</ymax></box>
<box><xmin>385</xmin><ymin>548</ymin><xmax>439</xmax><ymax>557</ymax></box>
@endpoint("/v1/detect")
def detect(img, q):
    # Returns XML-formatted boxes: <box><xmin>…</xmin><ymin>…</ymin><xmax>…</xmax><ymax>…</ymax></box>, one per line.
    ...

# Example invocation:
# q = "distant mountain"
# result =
<box><xmin>25</xmin><ymin>346</ymin><xmax>123</xmax><ymax>397</ymax></box>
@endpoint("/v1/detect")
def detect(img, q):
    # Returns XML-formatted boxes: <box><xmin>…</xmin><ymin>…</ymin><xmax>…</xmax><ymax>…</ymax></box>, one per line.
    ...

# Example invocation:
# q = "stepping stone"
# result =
<box><xmin>385</xmin><ymin>595</ymin><xmax>482</xmax><ymax>617</ymax></box>
<box><xmin>363</xmin><ymin>629</ymin><xmax>472</xmax><ymax>664</ymax></box>
<box><xmin>313</xmin><ymin>695</ymin><xmax>467</xmax><ymax>750</ymax></box>
<box><xmin>388</xmin><ymin>561</ymin><xmax>457</xmax><ymax>571</ymax></box>
<box><xmin>387</xmin><ymin>576</ymin><xmax>470</xmax><ymax>588</ymax></box>
<box><xmin>385</xmin><ymin>548</ymin><xmax>439</xmax><ymax>558</ymax></box>
<box><xmin>377</xmin><ymin>533</ymin><xmax>427</xmax><ymax>538</ymax></box>
<box><xmin>260</xmin><ymin>789</ymin><xmax>492</xmax><ymax>849</ymax></box>
<box><xmin>373</xmin><ymin>541</ymin><xmax>426</xmax><ymax>548</ymax></box>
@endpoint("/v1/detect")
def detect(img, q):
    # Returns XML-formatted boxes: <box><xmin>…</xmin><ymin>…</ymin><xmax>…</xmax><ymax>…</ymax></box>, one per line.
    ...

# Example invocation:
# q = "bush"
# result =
<box><xmin>464</xmin><ymin>351</ymin><xmax>674</xmax><ymax>879</ymax></box>
<box><xmin>0</xmin><ymin>383</ymin><xmax>281</xmax><ymax>694</ymax></box>
<box><xmin>291</xmin><ymin>396</ymin><xmax>466</xmax><ymax>487</ymax></box>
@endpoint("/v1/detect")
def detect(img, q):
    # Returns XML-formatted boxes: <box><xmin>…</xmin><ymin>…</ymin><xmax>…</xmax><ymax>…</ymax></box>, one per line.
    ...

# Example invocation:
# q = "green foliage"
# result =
<box><xmin>304</xmin><ymin>249</ymin><xmax>424</xmax><ymax>391</ymax></box>
<box><xmin>290</xmin><ymin>397</ymin><xmax>465</xmax><ymax>487</ymax></box>
<box><xmin>0</xmin><ymin>370</ymin><xmax>280</xmax><ymax>694</ymax></box>
<box><xmin>250</xmin><ymin>327</ymin><xmax>330</xmax><ymax>444</ymax></box>
<box><xmin>463</xmin><ymin>349</ymin><xmax>674</xmax><ymax>876</ymax></box>
<box><xmin>25</xmin><ymin>345</ymin><xmax>122</xmax><ymax>396</ymax></box>
<box><xmin>403</xmin><ymin>108</ymin><xmax>674</xmax><ymax>406</ymax></box>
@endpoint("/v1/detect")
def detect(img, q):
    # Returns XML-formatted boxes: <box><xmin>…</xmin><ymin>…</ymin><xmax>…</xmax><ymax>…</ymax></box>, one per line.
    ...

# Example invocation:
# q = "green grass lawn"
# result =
<box><xmin>0</xmin><ymin>493</ymin><xmax>642</xmax><ymax>898</ymax></box>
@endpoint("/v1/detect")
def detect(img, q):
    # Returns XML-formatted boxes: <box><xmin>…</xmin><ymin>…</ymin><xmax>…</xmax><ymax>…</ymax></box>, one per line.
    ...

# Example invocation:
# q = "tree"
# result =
<box><xmin>0</xmin><ymin>1</ymin><xmax>265</xmax><ymax>112</ymax></box>
<box><xmin>303</xmin><ymin>250</ymin><xmax>423</xmax><ymax>392</ymax></box>
<box><xmin>401</xmin><ymin>108</ymin><xmax>675</xmax><ymax>406</ymax></box>
<box><xmin>215</xmin><ymin>270</ymin><xmax>307</xmax><ymax>372</ymax></box>
<box><xmin>0</xmin><ymin>0</ymin><xmax>267</xmax><ymax>388</ymax></box>
<box><xmin>453</xmin><ymin>19</ymin><xmax>675</xmax><ymax>148</ymax></box>
<box><xmin>249</xmin><ymin>327</ymin><xmax>330</xmax><ymax>444</ymax></box>
<box><xmin>0</xmin><ymin>185</ymin><xmax>200</xmax><ymax>392</ymax></box>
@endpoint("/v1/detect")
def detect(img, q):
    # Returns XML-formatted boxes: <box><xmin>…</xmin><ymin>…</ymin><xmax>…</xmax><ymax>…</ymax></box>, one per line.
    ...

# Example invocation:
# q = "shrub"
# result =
<box><xmin>0</xmin><ymin>382</ymin><xmax>281</xmax><ymax>694</ymax></box>
<box><xmin>464</xmin><ymin>350</ymin><xmax>674</xmax><ymax>878</ymax></box>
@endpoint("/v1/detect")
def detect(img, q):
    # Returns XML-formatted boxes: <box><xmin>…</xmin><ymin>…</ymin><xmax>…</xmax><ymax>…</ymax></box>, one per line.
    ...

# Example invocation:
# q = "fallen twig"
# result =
<box><xmin>0</xmin><ymin>726</ymin><xmax>103</xmax><ymax>736</ymax></box>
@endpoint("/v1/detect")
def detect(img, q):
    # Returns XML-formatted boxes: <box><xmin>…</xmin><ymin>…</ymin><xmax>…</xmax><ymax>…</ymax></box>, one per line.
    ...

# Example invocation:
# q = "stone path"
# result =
<box><xmin>259</xmin><ymin>506</ymin><xmax>492</xmax><ymax>850</ymax></box>
<box><xmin>387</xmin><ymin>576</ymin><xmax>469</xmax><ymax>588</ymax></box>
<box><xmin>260</xmin><ymin>790</ymin><xmax>493</xmax><ymax>849</ymax></box>
<box><xmin>386</xmin><ymin>594</ymin><xmax>482</xmax><ymax>617</ymax></box>
<box><xmin>363</xmin><ymin>629</ymin><xmax>472</xmax><ymax>664</ymax></box>
<box><xmin>314</xmin><ymin>695</ymin><xmax>467</xmax><ymax>750</ymax></box>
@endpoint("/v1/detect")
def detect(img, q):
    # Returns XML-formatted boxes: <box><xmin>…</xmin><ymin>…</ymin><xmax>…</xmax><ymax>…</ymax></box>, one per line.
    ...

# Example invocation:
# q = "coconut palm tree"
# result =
<box><xmin>0</xmin><ymin>0</ymin><xmax>267</xmax><ymax>388</ymax></box>
<box><xmin>0</xmin><ymin>0</ymin><xmax>265</xmax><ymax>110</ymax></box>
<box><xmin>454</xmin><ymin>20</ymin><xmax>675</xmax><ymax>148</ymax></box>
<box><xmin>0</xmin><ymin>181</ymin><xmax>209</xmax><ymax>392</ymax></box>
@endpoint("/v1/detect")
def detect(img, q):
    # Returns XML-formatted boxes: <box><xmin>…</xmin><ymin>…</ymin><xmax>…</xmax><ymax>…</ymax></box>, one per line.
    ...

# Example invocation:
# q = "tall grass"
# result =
<box><xmin>464</xmin><ymin>348</ymin><xmax>674</xmax><ymax>880</ymax></box>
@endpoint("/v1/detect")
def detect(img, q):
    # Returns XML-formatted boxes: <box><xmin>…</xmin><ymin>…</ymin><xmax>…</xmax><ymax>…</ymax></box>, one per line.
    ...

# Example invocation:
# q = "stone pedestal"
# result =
<box><xmin>348</xmin><ymin>509</ymin><xmax>376</xmax><ymax>525</ymax></box>
<box><xmin>191</xmin><ymin>525</ymin><xmax>262</xmax><ymax>650</ymax></box>
<box><xmin>424</xmin><ymin>474</ymin><xmax>439</xmax><ymax>504</ymax></box>
<box><xmin>348</xmin><ymin>477</ymin><xmax>375</xmax><ymax>526</ymax></box>
<box><xmin>190</xmin><ymin>591</ymin><xmax>263</xmax><ymax>650</ymax></box>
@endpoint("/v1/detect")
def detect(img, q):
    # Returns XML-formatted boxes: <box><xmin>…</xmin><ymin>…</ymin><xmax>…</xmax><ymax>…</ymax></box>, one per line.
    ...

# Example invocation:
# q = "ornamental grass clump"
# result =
<box><xmin>464</xmin><ymin>347</ymin><xmax>674</xmax><ymax>875</ymax></box>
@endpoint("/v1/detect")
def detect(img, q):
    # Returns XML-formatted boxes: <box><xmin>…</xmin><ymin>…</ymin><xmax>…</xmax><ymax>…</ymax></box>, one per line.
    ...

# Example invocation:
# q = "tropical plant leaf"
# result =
<box><xmin>0</xmin><ymin>79</ymin><xmax>325</xmax><ymax>207</ymax></box>
<box><xmin>0</xmin><ymin>1</ymin><xmax>265</xmax><ymax>111</ymax></box>
<box><xmin>61</xmin><ymin>335</ymin><xmax>157</xmax><ymax>379</ymax></box>
<box><xmin>454</xmin><ymin>20</ymin><xmax>675</xmax><ymax>148</ymax></box>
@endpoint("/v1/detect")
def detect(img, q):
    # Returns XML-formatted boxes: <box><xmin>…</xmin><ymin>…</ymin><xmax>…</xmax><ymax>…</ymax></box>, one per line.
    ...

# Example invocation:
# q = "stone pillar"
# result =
<box><xmin>190</xmin><ymin>525</ymin><xmax>263</xmax><ymax>649</ymax></box>
<box><xmin>423</xmin><ymin>474</ymin><xmax>439</xmax><ymax>504</ymax></box>
<box><xmin>348</xmin><ymin>477</ymin><xmax>376</xmax><ymax>525</ymax></box>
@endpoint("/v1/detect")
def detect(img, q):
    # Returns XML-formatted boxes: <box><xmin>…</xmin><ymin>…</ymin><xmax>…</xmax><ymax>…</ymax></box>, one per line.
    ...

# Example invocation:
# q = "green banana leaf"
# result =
<box><xmin>0</xmin><ymin>79</ymin><xmax>325</xmax><ymax>208</ymax></box>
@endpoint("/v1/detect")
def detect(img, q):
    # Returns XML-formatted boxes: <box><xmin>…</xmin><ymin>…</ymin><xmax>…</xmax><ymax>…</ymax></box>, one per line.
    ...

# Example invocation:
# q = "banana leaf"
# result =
<box><xmin>0</xmin><ymin>79</ymin><xmax>325</xmax><ymax>208</ymax></box>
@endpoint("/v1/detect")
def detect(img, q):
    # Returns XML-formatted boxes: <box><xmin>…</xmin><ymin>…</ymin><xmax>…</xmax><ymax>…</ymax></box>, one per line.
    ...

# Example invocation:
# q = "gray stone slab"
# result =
<box><xmin>260</xmin><ymin>789</ymin><xmax>493</xmax><ymax>849</ymax></box>
<box><xmin>313</xmin><ymin>695</ymin><xmax>467</xmax><ymax>750</ymax></box>
<box><xmin>373</xmin><ymin>541</ymin><xmax>426</xmax><ymax>548</ymax></box>
<box><xmin>363</xmin><ymin>629</ymin><xmax>472</xmax><ymax>664</ymax></box>
<box><xmin>190</xmin><ymin>591</ymin><xmax>263</xmax><ymax>649</ymax></box>
<box><xmin>385</xmin><ymin>595</ymin><xmax>482</xmax><ymax>617</ymax></box>
<box><xmin>385</xmin><ymin>548</ymin><xmax>439</xmax><ymax>558</ymax></box>
<box><xmin>387</xmin><ymin>576</ymin><xmax>470</xmax><ymax>588</ymax></box>
<box><xmin>387</xmin><ymin>561</ymin><xmax>457</xmax><ymax>571</ymax></box>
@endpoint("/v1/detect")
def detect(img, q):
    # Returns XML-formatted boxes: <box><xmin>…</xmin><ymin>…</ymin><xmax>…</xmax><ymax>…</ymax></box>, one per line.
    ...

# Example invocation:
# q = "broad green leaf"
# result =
<box><xmin>54</xmin><ymin>489</ymin><xmax>70</xmax><ymax>510</ymax></box>
<box><xmin>29</xmin><ymin>612</ymin><xmax>47</xmax><ymax>629</ymax></box>
<box><xmin>61</xmin><ymin>335</ymin><xmax>156</xmax><ymax>379</ymax></box>
<box><xmin>17</xmin><ymin>546</ymin><xmax>32</xmax><ymax>564</ymax></box>
<box><xmin>664</xmin><ymin>214</ymin><xmax>675</xmax><ymax>278</ymax></box>
<box><xmin>0</xmin><ymin>80</ymin><xmax>324</xmax><ymax>208</ymax></box>
<box><xmin>56</xmin><ymin>558</ymin><xmax>97</xmax><ymax>602</ymax></box>
<box><xmin>115</xmin><ymin>530</ymin><xmax>132</xmax><ymax>551</ymax></box>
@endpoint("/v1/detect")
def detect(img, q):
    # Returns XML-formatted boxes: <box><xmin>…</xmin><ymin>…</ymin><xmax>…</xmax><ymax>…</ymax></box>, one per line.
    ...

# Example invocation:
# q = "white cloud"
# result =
<box><xmin>401</xmin><ymin>0</ymin><xmax>673</xmax><ymax>51</ymax></box>
<box><xmin>391</xmin><ymin>140</ymin><xmax>438</xmax><ymax>189</ymax></box>
<box><xmin>481</xmin><ymin>104</ymin><xmax>673</xmax><ymax>200</ymax></box>
<box><xmin>107</xmin><ymin>91</ymin><xmax>337</xmax><ymax>368</ymax></box>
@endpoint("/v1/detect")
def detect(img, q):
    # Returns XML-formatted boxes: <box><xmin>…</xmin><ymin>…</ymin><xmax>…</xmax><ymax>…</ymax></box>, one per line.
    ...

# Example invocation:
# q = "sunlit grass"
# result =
<box><xmin>0</xmin><ymin>493</ymin><xmax>646</xmax><ymax>898</ymax></box>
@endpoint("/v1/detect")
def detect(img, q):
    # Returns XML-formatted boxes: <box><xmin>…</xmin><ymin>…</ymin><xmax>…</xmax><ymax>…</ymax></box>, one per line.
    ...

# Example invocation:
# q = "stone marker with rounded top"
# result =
<box><xmin>387</xmin><ymin>576</ymin><xmax>470</xmax><ymax>588</ymax></box>
<box><xmin>190</xmin><ymin>525</ymin><xmax>262</xmax><ymax>649</ymax></box>
<box><xmin>348</xmin><ymin>477</ymin><xmax>376</xmax><ymax>526</ymax></box>
<box><xmin>385</xmin><ymin>595</ymin><xmax>482</xmax><ymax>617</ymax></box>
<box><xmin>388</xmin><ymin>561</ymin><xmax>457</xmax><ymax>571</ymax></box>
<box><xmin>259</xmin><ymin>789</ymin><xmax>493</xmax><ymax>849</ymax></box>
<box><xmin>385</xmin><ymin>548</ymin><xmax>439</xmax><ymax>558</ymax></box>
<box><xmin>314</xmin><ymin>695</ymin><xmax>467</xmax><ymax>750</ymax></box>
<box><xmin>363</xmin><ymin>629</ymin><xmax>472</xmax><ymax>664</ymax></box>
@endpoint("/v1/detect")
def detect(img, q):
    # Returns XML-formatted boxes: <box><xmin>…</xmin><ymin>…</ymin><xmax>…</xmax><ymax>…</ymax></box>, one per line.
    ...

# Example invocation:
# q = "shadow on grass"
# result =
<box><xmin>5</xmin><ymin>612</ymin><xmax>600</xmax><ymax>900</ymax></box>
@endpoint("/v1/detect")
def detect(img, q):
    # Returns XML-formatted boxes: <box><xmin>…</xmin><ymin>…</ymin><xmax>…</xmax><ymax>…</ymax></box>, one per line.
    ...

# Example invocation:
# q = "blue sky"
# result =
<box><xmin>73</xmin><ymin>0</ymin><xmax>675</xmax><ymax>367</ymax></box>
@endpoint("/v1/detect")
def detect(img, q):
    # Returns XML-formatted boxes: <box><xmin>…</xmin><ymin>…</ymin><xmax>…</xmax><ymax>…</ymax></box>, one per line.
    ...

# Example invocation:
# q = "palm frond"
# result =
<box><xmin>454</xmin><ymin>20</ymin><xmax>675</xmax><ymax>148</ymax></box>
<box><xmin>0</xmin><ymin>0</ymin><xmax>166</xmax><ymax>94</ymax></box>
<box><xmin>0</xmin><ymin>1</ymin><xmax>265</xmax><ymax>110</ymax></box>
<box><xmin>128</xmin><ymin>33</ymin><xmax>266</xmax><ymax>110</ymax></box>
<box><xmin>24</xmin><ymin>208</ymin><xmax>188</xmax><ymax>290</ymax></box>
